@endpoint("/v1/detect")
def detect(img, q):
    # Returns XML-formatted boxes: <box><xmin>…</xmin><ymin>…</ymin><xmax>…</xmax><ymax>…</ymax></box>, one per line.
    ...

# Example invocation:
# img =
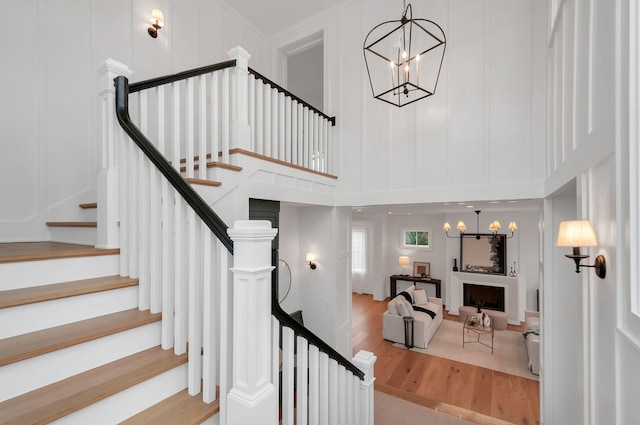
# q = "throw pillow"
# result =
<box><xmin>387</xmin><ymin>296</ymin><xmax>402</xmax><ymax>315</ymax></box>
<box><xmin>413</xmin><ymin>288</ymin><xmax>428</xmax><ymax>305</ymax></box>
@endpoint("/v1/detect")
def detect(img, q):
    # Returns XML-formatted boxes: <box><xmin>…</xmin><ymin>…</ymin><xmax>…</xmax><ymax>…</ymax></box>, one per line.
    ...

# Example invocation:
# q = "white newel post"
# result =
<box><xmin>352</xmin><ymin>350</ymin><xmax>377</xmax><ymax>425</ymax></box>
<box><xmin>228</xmin><ymin>46</ymin><xmax>251</xmax><ymax>154</ymax></box>
<box><xmin>96</xmin><ymin>59</ymin><xmax>132</xmax><ymax>249</ymax></box>
<box><xmin>227</xmin><ymin>220</ymin><xmax>278</xmax><ymax>425</ymax></box>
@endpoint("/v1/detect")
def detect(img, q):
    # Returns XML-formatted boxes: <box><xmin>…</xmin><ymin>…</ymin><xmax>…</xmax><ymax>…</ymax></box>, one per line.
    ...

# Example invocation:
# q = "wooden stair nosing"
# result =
<box><xmin>46</xmin><ymin>221</ymin><xmax>97</xmax><ymax>228</ymax></box>
<box><xmin>179</xmin><ymin>162</ymin><xmax>242</xmax><ymax>173</ymax></box>
<box><xmin>0</xmin><ymin>308</ymin><xmax>161</xmax><ymax>366</ymax></box>
<box><xmin>185</xmin><ymin>178</ymin><xmax>222</xmax><ymax>187</ymax></box>
<box><xmin>120</xmin><ymin>388</ymin><xmax>220</xmax><ymax>425</ymax></box>
<box><xmin>79</xmin><ymin>203</ymin><xmax>97</xmax><ymax>209</ymax></box>
<box><xmin>0</xmin><ymin>346</ymin><xmax>187</xmax><ymax>425</ymax></box>
<box><xmin>0</xmin><ymin>275</ymin><xmax>139</xmax><ymax>309</ymax></box>
<box><xmin>0</xmin><ymin>242</ymin><xmax>120</xmax><ymax>263</ymax></box>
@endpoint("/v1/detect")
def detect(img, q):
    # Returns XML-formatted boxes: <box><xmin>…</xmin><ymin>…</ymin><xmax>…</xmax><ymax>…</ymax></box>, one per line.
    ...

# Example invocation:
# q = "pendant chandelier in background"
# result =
<box><xmin>363</xmin><ymin>1</ymin><xmax>446</xmax><ymax>107</ymax></box>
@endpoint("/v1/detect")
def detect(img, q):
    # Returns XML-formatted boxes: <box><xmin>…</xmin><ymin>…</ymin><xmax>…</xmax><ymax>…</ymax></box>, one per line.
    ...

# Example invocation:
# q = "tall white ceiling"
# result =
<box><xmin>226</xmin><ymin>0</ymin><xmax>349</xmax><ymax>36</ymax></box>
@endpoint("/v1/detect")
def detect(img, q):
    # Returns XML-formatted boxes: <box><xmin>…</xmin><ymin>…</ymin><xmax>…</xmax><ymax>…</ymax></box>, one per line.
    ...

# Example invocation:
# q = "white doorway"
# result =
<box><xmin>278</xmin><ymin>31</ymin><xmax>324</xmax><ymax>111</ymax></box>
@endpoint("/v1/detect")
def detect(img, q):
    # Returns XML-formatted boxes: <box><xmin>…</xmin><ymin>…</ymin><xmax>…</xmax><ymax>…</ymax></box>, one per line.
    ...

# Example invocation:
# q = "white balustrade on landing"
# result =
<box><xmin>247</xmin><ymin>72</ymin><xmax>335</xmax><ymax>175</ymax></box>
<box><xmin>273</xmin><ymin>317</ymin><xmax>376</xmax><ymax>425</ymax></box>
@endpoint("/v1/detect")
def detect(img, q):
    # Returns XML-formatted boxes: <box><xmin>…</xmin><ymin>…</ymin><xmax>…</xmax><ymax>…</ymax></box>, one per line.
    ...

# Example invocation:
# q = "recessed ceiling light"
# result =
<box><xmin>457</xmin><ymin>202</ymin><xmax>465</xmax><ymax>205</ymax></box>
<box><xmin>489</xmin><ymin>201</ymin><xmax>500</xmax><ymax>204</ymax></box>
<box><xmin>357</xmin><ymin>208</ymin><xmax>362</xmax><ymax>212</ymax></box>
<box><xmin>407</xmin><ymin>213</ymin><xmax>412</xmax><ymax>216</ymax></box>
<box><xmin>466</xmin><ymin>205</ymin><xmax>474</xmax><ymax>208</ymax></box>
<box><xmin>508</xmin><ymin>200</ymin><xmax>517</xmax><ymax>203</ymax></box>
<box><xmin>388</xmin><ymin>211</ymin><xmax>392</xmax><ymax>214</ymax></box>
<box><xmin>443</xmin><ymin>203</ymin><xmax>450</xmax><ymax>206</ymax></box>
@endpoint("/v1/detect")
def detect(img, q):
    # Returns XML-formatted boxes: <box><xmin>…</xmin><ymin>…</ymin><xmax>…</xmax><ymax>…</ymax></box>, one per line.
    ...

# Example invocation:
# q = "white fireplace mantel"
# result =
<box><xmin>447</xmin><ymin>272</ymin><xmax>525</xmax><ymax>325</ymax></box>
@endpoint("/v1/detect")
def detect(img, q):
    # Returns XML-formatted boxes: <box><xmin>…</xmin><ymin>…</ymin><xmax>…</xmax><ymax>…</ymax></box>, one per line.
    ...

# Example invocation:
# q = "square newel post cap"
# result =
<box><xmin>352</xmin><ymin>350</ymin><xmax>377</xmax><ymax>383</ymax></box>
<box><xmin>228</xmin><ymin>46</ymin><xmax>251</xmax><ymax>68</ymax></box>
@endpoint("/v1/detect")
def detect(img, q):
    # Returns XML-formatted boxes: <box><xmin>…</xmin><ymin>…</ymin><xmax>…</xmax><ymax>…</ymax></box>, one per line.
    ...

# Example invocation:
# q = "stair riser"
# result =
<box><xmin>81</xmin><ymin>208</ymin><xmax>97</xmax><ymax>222</ymax></box>
<box><xmin>50</xmin><ymin>363</ymin><xmax>188</xmax><ymax>425</ymax></box>
<box><xmin>0</xmin><ymin>322</ymin><xmax>162</xmax><ymax>402</ymax></box>
<box><xmin>48</xmin><ymin>226</ymin><xmax>97</xmax><ymax>246</ymax></box>
<box><xmin>0</xmin><ymin>286</ymin><xmax>138</xmax><ymax>338</ymax></box>
<box><xmin>0</xmin><ymin>255</ymin><xmax>120</xmax><ymax>290</ymax></box>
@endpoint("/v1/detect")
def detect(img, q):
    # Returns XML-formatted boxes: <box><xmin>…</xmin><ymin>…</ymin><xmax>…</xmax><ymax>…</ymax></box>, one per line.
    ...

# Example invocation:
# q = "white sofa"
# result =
<box><xmin>523</xmin><ymin>310</ymin><xmax>540</xmax><ymax>375</ymax></box>
<box><xmin>382</xmin><ymin>285</ymin><xmax>443</xmax><ymax>349</ymax></box>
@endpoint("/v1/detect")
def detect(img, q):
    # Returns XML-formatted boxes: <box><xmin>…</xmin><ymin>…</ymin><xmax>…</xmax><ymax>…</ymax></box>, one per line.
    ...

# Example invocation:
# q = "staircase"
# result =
<box><xmin>0</xmin><ymin>243</ymin><xmax>218</xmax><ymax>424</ymax></box>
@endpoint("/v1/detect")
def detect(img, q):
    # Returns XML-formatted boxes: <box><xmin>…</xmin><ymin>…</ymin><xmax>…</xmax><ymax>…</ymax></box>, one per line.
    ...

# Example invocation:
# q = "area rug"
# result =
<box><xmin>393</xmin><ymin>319</ymin><xmax>538</xmax><ymax>381</ymax></box>
<box><xmin>375</xmin><ymin>391</ymin><xmax>476</xmax><ymax>425</ymax></box>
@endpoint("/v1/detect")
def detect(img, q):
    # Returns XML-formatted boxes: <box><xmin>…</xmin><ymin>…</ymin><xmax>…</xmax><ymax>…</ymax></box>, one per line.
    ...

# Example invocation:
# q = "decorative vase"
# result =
<box><xmin>482</xmin><ymin>313</ymin><xmax>491</xmax><ymax>327</ymax></box>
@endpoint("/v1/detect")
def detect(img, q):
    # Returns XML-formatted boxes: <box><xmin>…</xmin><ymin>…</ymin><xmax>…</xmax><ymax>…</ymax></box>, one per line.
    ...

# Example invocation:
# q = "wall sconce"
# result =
<box><xmin>306</xmin><ymin>252</ymin><xmax>317</xmax><ymax>270</ymax></box>
<box><xmin>398</xmin><ymin>256</ymin><xmax>410</xmax><ymax>276</ymax></box>
<box><xmin>148</xmin><ymin>9</ymin><xmax>165</xmax><ymax>38</ymax></box>
<box><xmin>443</xmin><ymin>210</ymin><xmax>517</xmax><ymax>239</ymax></box>
<box><xmin>556</xmin><ymin>220</ymin><xmax>606</xmax><ymax>279</ymax></box>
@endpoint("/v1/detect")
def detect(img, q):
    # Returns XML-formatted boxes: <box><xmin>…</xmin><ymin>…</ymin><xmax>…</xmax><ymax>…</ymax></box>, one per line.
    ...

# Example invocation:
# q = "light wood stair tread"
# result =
<box><xmin>46</xmin><ymin>221</ymin><xmax>97</xmax><ymax>227</ymax></box>
<box><xmin>0</xmin><ymin>346</ymin><xmax>187</xmax><ymax>425</ymax></box>
<box><xmin>185</xmin><ymin>178</ymin><xmax>222</xmax><ymax>187</ymax></box>
<box><xmin>120</xmin><ymin>388</ymin><xmax>220</xmax><ymax>425</ymax></box>
<box><xmin>0</xmin><ymin>242</ymin><xmax>119</xmax><ymax>264</ymax></box>
<box><xmin>0</xmin><ymin>275</ymin><xmax>138</xmax><ymax>309</ymax></box>
<box><xmin>79</xmin><ymin>203</ymin><xmax>97</xmax><ymax>209</ymax></box>
<box><xmin>0</xmin><ymin>308</ymin><xmax>160</xmax><ymax>366</ymax></box>
<box><xmin>180</xmin><ymin>161</ymin><xmax>243</xmax><ymax>173</ymax></box>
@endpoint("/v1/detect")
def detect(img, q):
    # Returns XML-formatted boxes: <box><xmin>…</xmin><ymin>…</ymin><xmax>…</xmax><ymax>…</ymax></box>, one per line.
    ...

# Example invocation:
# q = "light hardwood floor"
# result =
<box><xmin>352</xmin><ymin>293</ymin><xmax>540</xmax><ymax>425</ymax></box>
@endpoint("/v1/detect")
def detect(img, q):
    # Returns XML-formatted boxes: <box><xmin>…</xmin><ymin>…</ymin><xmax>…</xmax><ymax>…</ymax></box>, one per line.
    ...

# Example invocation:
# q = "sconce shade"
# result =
<box><xmin>398</xmin><ymin>256</ymin><xmax>410</xmax><ymax>266</ymax></box>
<box><xmin>556</xmin><ymin>220</ymin><xmax>598</xmax><ymax>247</ymax></box>
<box><xmin>456</xmin><ymin>221</ymin><xmax>467</xmax><ymax>232</ymax></box>
<box><xmin>443</xmin><ymin>222</ymin><xmax>451</xmax><ymax>232</ymax></box>
<box><xmin>305</xmin><ymin>252</ymin><xmax>315</xmax><ymax>263</ymax></box>
<box><xmin>150</xmin><ymin>9</ymin><xmax>165</xmax><ymax>27</ymax></box>
<box><xmin>508</xmin><ymin>221</ymin><xmax>518</xmax><ymax>232</ymax></box>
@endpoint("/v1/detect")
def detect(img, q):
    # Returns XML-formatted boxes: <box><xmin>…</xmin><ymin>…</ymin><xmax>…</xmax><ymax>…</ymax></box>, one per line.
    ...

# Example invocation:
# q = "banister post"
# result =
<box><xmin>96</xmin><ymin>59</ymin><xmax>132</xmax><ymax>249</ymax></box>
<box><xmin>352</xmin><ymin>350</ymin><xmax>377</xmax><ymax>425</ymax></box>
<box><xmin>227</xmin><ymin>220</ymin><xmax>278</xmax><ymax>425</ymax></box>
<box><xmin>228</xmin><ymin>46</ymin><xmax>251</xmax><ymax>155</ymax></box>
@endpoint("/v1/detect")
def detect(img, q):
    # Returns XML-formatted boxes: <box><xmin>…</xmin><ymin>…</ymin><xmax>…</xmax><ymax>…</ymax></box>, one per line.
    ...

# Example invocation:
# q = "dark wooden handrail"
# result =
<box><xmin>248</xmin><ymin>67</ymin><xmax>336</xmax><ymax>126</ymax></box>
<box><xmin>272</xmin><ymin>298</ymin><xmax>364</xmax><ymax>380</ymax></box>
<box><xmin>115</xmin><ymin>76</ymin><xmax>234</xmax><ymax>254</ymax></box>
<box><xmin>115</xmin><ymin>64</ymin><xmax>361</xmax><ymax>381</ymax></box>
<box><xmin>129</xmin><ymin>60</ymin><xmax>237</xmax><ymax>93</ymax></box>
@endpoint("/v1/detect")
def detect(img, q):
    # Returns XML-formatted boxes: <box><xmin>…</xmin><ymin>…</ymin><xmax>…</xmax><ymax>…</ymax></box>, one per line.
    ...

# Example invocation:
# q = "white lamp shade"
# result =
<box><xmin>443</xmin><ymin>222</ymin><xmax>451</xmax><ymax>232</ymax></box>
<box><xmin>508</xmin><ymin>221</ymin><xmax>518</xmax><ymax>232</ymax></box>
<box><xmin>556</xmin><ymin>220</ymin><xmax>598</xmax><ymax>247</ymax></box>
<box><xmin>398</xmin><ymin>256</ymin><xmax>410</xmax><ymax>266</ymax></box>
<box><xmin>305</xmin><ymin>252</ymin><xmax>315</xmax><ymax>262</ymax></box>
<box><xmin>150</xmin><ymin>9</ymin><xmax>165</xmax><ymax>27</ymax></box>
<box><xmin>456</xmin><ymin>221</ymin><xmax>466</xmax><ymax>232</ymax></box>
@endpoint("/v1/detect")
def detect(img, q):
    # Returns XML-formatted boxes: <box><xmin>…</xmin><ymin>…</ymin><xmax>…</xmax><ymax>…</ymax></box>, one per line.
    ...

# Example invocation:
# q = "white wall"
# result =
<box><xmin>0</xmin><ymin>0</ymin><xmax>273</xmax><ymax>242</ymax></box>
<box><xmin>272</xmin><ymin>0</ymin><xmax>547</xmax><ymax>208</ymax></box>
<box><xmin>542</xmin><ymin>0</ymin><xmax>640</xmax><ymax>424</ymax></box>
<box><xmin>277</xmin><ymin>204</ymin><xmax>302</xmax><ymax>315</ymax></box>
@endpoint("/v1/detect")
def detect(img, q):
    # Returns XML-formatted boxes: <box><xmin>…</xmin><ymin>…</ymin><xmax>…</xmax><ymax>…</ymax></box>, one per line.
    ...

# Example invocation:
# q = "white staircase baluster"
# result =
<box><xmin>264</xmin><ymin>86</ymin><xmax>271</xmax><ymax>158</ymax></box>
<box><xmin>328</xmin><ymin>360</ymin><xmax>338</xmax><ymax>425</ymax></box>
<box><xmin>278</xmin><ymin>92</ymin><xmax>285</xmax><ymax>161</ymax></box>
<box><xmin>218</xmin><ymin>240</ymin><xmax>232</xmax><ymax>421</ymax></box>
<box><xmin>308</xmin><ymin>345</ymin><xmax>320</xmax><ymax>425</ymax></box>
<box><xmin>202</xmin><ymin>229</ymin><xmax>216</xmax><ymax>402</ymax></box>
<box><xmin>138</xmin><ymin>91</ymin><xmax>151</xmax><ymax>310</ymax></box>
<box><xmin>199</xmin><ymin>74</ymin><xmax>208</xmax><ymax>179</ymax></box>
<box><xmin>212</xmin><ymin>72</ymin><xmax>220</xmax><ymax>164</ymax></box>
<box><xmin>297</xmin><ymin>103</ymin><xmax>304</xmax><ymax>166</ymax></box>
<box><xmin>282</xmin><ymin>327</ymin><xmax>295</xmax><ymax>425</ymax></box>
<box><xmin>297</xmin><ymin>336</ymin><xmax>309</xmax><ymax>425</ymax></box>
<box><xmin>222</xmin><ymin>68</ymin><xmax>230</xmax><ymax>163</ymax></box>
<box><xmin>187</xmin><ymin>214</ymin><xmax>202</xmax><ymax>395</ymax></box>
<box><xmin>186</xmin><ymin>78</ymin><xmax>195</xmax><ymax>179</ymax></box>
<box><xmin>271</xmin><ymin>317</ymin><xmax>281</xmax><ymax>395</ymax></box>
<box><xmin>312</xmin><ymin>113</ymin><xmax>319</xmax><ymax>171</ymax></box>
<box><xmin>271</xmin><ymin>86</ymin><xmax>278</xmax><ymax>159</ymax></box>
<box><xmin>303</xmin><ymin>108</ymin><xmax>310</xmax><ymax>169</ymax></box>
<box><xmin>128</xmin><ymin>132</ymin><xmax>139</xmax><ymax>279</ymax></box>
<box><xmin>249</xmin><ymin>74</ymin><xmax>256</xmax><ymax>151</ymax></box>
<box><xmin>255</xmin><ymin>77</ymin><xmax>264</xmax><ymax>155</ymax></box>
<box><xmin>319</xmin><ymin>352</ymin><xmax>329</xmax><ymax>425</ymax></box>
<box><xmin>291</xmin><ymin>101</ymin><xmax>298</xmax><ymax>165</ymax></box>
<box><xmin>338</xmin><ymin>365</ymin><xmax>346</xmax><ymax>425</ymax></box>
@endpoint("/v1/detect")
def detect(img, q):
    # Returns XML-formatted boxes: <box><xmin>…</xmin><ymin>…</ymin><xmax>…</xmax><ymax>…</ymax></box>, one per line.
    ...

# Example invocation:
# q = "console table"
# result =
<box><xmin>390</xmin><ymin>275</ymin><xmax>442</xmax><ymax>299</ymax></box>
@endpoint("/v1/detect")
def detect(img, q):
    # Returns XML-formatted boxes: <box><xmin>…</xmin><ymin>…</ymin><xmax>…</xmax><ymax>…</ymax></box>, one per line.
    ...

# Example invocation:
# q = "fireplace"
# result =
<box><xmin>463</xmin><ymin>283</ymin><xmax>505</xmax><ymax>312</ymax></box>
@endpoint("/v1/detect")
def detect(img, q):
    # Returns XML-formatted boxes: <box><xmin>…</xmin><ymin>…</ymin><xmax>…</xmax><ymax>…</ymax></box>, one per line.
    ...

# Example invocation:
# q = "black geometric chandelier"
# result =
<box><xmin>363</xmin><ymin>2</ymin><xmax>446</xmax><ymax>107</ymax></box>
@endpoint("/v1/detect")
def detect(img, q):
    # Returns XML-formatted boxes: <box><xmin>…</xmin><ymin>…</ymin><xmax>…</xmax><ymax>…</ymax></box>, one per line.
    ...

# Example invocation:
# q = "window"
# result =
<box><xmin>352</xmin><ymin>228</ymin><xmax>366</xmax><ymax>273</ymax></box>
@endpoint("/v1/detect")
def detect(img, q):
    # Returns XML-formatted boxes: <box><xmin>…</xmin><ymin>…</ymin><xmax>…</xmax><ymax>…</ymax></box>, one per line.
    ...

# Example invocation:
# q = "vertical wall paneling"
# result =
<box><xmin>587</xmin><ymin>0</ymin><xmax>595</xmax><ymax>134</ymax></box>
